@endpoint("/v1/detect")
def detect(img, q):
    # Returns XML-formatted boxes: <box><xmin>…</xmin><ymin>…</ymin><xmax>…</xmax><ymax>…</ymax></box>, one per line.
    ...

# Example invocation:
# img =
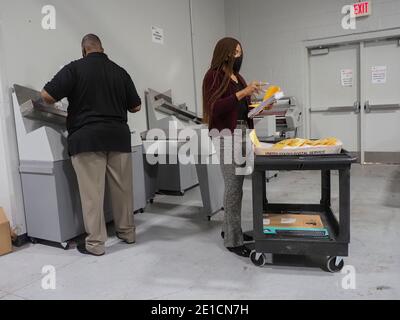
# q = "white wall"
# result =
<box><xmin>0</xmin><ymin>0</ymin><xmax>198</xmax><ymax>133</ymax></box>
<box><xmin>0</xmin><ymin>0</ymin><xmax>226</xmax><ymax>230</ymax></box>
<box><xmin>191</xmin><ymin>0</ymin><xmax>226</xmax><ymax>116</ymax></box>
<box><xmin>225</xmin><ymin>0</ymin><xmax>400</xmax><ymax>136</ymax></box>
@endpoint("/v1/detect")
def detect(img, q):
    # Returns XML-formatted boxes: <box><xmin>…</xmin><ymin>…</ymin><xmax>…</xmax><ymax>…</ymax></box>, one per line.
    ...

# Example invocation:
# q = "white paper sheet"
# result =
<box><xmin>248</xmin><ymin>92</ymin><xmax>284</xmax><ymax>119</ymax></box>
<box><xmin>152</xmin><ymin>26</ymin><xmax>164</xmax><ymax>44</ymax></box>
<box><xmin>341</xmin><ymin>69</ymin><xmax>353</xmax><ymax>87</ymax></box>
<box><xmin>372</xmin><ymin>66</ymin><xmax>387</xmax><ymax>84</ymax></box>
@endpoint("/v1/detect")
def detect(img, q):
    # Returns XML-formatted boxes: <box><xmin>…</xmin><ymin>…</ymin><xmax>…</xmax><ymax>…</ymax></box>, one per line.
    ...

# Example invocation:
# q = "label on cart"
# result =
<box><xmin>281</xmin><ymin>218</ymin><xmax>297</xmax><ymax>224</ymax></box>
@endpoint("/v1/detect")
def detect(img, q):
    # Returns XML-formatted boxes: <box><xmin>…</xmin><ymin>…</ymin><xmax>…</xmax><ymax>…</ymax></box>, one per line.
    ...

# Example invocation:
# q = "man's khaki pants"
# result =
<box><xmin>72</xmin><ymin>152</ymin><xmax>135</xmax><ymax>255</ymax></box>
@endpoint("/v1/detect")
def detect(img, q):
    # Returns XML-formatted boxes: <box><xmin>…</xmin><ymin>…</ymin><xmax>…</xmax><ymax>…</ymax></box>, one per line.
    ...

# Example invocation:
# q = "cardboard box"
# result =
<box><xmin>0</xmin><ymin>207</ymin><xmax>13</xmax><ymax>256</ymax></box>
<box><xmin>263</xmin><ymin>214</ymin><xmax>329</xmax><ymax>237</ymax></box>
<box><xmin>250</xmin><ymin>130</ymin><xmax>343</xmax><ymax>156</ymax></box>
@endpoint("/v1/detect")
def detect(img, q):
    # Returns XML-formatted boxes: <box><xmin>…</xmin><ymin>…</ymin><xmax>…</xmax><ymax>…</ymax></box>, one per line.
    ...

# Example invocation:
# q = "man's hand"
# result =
<box><xmin>129</xmin><ymin>105</ymin><xmax>141</xmax><ymax>113</ymax></box>
<box><xmin>41</xmin><ymin>89</ymin><xmax>57</xmax><ymax>105</ymax></box>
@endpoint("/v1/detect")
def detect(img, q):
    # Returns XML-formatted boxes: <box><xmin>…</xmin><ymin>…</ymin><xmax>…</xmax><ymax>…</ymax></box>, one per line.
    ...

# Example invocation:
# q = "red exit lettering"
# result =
<box><xmin>353</xmin><ymin>1</ymin><xmax>371</xmax><ymax>17</ymax></box>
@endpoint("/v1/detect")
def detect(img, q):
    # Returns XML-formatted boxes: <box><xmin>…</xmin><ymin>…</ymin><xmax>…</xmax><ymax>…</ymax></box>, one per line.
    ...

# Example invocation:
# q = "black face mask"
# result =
<box><xmin>233</xmin><ymin>55</ymin><xmax>243</xmax><ymax>73</ymax></box>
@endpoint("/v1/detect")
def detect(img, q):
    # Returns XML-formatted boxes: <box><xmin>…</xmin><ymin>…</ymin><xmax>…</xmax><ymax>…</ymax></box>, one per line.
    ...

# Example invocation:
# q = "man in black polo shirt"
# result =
<box><xmin>41</xmin><ymin>34</ymin><xmax>141</xmax><ymax>256</ymax></box>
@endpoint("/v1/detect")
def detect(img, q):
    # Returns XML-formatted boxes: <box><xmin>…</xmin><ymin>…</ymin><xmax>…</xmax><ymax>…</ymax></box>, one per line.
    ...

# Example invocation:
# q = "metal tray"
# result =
<box><xmin>254</xmin><ymin>150</ymin><xmax>357</xmax><ymax>170</ymax></box>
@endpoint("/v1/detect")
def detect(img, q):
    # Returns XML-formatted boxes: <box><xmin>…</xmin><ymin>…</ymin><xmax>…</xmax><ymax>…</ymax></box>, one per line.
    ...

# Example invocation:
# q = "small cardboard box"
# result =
<box><xmin>263</xmin><ymin>214</ymin><xmax>329</xmax><ymax>237</ymax></box>
<box><xmin>0</xmin><ymin>207</ymin><xmax>13</xmax><ymax>256</ymax></box>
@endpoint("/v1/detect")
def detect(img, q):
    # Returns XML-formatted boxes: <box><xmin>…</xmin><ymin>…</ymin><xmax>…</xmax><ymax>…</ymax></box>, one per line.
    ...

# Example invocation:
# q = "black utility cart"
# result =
<box><xmin>251</xmin><ymin>151</ymin><xmax>357</xmax><ymax>273</ymax></box>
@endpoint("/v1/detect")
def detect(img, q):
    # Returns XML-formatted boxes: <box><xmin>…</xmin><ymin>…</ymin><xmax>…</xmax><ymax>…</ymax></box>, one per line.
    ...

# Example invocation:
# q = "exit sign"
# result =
<box><xmin>353</xmin><ymin>1</ymin><xmax>372</xmax><ymax>17</ymax></box>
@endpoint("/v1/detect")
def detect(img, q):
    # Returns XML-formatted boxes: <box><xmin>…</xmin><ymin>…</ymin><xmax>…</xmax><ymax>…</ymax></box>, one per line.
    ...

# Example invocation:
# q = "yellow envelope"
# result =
<box><xmin>250</xmin><ymin>85</ymin><xmax>281</xmax><ymax>109</ymax></box>
<box><xmin>263</xmin><ymin>85</ymin><xmax>281</xmax><ymax>101</ymax></box>
<box><xmin>249</xmin><ymin>130</ymin><xmax>261</xmax><ymax>148</ymax></box>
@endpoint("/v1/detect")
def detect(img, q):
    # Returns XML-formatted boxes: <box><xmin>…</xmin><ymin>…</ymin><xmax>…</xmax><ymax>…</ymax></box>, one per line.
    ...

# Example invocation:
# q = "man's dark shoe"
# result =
<box><xmin>116</xmin><ymin>234</ymin><xmax>136</xmax><ymax>244</ymax></box>
<box><xmin>77</xmin><ymin>244</ymin><xmax>105</xmax><ymax>257</ymax></box>
<box><xmin>243</xmin><ymin>232</ymin><xmax>254</xmax><ymax>242</ymax></box>
<box><xmin>221</xmin><ymin>231</ymin><xmax>254</xmax><ymax>242</ymax></box>
<box><xmin>227</xmin><ymin>245</ymin><xmax>251</xmax><ymax>258</ymax></box>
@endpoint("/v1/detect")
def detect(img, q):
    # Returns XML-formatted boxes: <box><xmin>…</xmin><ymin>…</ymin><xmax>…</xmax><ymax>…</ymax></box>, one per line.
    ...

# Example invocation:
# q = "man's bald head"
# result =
<box><xmin>81</xmin><ymin>34</ymin><xmax>104</xmax><ymax>57</ymax></box>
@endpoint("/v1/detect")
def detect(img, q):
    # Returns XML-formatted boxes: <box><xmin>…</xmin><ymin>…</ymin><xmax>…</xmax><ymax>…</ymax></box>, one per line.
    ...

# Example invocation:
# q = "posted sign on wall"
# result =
<box><xmin>152</xmin><ymin>26</ymin><xmax>164</xmax><ymax>45</ymax></box>
<box><xmin>371</xmin><ymin>66</ymin><xmax>387</xmax><ymax>84</ymax></box>
<box><xmin>341</xmin><ymin>69</ymin><xmax>354</xmax><ymax>87</ymax></box>
<box><xmin>353</xmin><ymin>1</ymin><xmax>372</xmax><ymax>18</ymax></box>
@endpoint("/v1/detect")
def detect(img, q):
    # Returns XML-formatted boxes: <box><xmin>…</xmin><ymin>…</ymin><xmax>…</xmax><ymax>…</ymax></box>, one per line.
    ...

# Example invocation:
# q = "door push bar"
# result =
<box><xmin>310</xmin><ymin>101</ymin><xmax>361</xmax><ymax>113</ymax></box>
<box><xmin>364</xmin><ymin>101</ymin><xmax>400</xmax><ymax>113</ymax></box>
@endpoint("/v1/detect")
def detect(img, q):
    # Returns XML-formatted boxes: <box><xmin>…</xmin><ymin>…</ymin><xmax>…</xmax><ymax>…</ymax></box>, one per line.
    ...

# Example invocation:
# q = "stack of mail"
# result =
<box><xmin>248</xmin><ymin>85</ymin><xmax>285</xmax><ymax>119</ymax></box>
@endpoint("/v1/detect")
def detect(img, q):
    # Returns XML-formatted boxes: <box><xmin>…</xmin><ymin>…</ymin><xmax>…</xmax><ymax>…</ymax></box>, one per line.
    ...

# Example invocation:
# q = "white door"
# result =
<box><xmin>363</xmin><ymin>39</ymin><xmax>400</xmax><ymax>164</ymax></box>
<box><xmin>309</xmin><ymin>44</ymin><xmax>361</xmax><ymax>158</ymax></box>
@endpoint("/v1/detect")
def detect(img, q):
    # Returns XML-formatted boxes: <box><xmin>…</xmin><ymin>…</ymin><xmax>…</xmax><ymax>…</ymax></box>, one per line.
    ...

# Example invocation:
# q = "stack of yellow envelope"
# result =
<box><xmin>272</xmin><ymin>138</ymin><xmax>339</xmax><ymax>150</ymax></box>
<box><xmin>250</xmin><ymin>85</ymin><xmax>281</xmax><ymax>109</ymax></box>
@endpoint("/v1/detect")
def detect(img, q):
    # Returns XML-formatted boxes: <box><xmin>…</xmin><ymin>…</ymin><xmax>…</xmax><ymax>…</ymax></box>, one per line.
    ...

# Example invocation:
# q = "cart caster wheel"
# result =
<box><xmin>29</xmin><ymin>237</ymin><xmax>38</xmax><ymax>244</ymax></box>
<box><xmin>149</xmin><ymin>199</ymin><xmax>154</xmax><ymax>204</ymax></box>
<box><xmin>61</xmin><ymin>242</ymin><xmax>70</xmax><ymax>250</ymax></box>
<box><xmin>250</xmin><ymin>251</ymin><xmax>267</xmax><ymax>267</ymax></box>
<box><xmin>326</xmin><ymin>256</ymin><xmax>344</xmax><ymax>273</ymax></box>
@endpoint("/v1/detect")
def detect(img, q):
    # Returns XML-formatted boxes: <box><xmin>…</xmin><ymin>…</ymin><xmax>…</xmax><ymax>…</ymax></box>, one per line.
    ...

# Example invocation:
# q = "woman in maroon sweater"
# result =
<box><xmin>203</xmin><ymin>38</ymin><xmax>262</xmax><ymax>257</ymax></box>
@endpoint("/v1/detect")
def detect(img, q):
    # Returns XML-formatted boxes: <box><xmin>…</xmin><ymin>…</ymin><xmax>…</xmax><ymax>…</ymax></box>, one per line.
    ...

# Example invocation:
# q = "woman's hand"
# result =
<box><xmin>236</xmin><ymin>81</ymin><xmax>262</xmax><ymax>101</ymax></box>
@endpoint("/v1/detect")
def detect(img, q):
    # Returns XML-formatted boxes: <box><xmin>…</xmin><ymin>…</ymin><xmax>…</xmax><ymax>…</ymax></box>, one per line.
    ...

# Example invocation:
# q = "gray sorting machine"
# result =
<box><xmin>143</xmin><ymin>88</ymin><xmax>224</xmax><ymax>219</ymax></box>
<box><xmin>131</xmin><ymin>129</ymin><xmax>147</xmax><ymax>213</ymax></box>
<box><xmin>253</xmin><ymin>96</ymin><xmax>302</xmax><ymax>182</ymax></box>
<box><xmin>253</xmin><ymin>96</ymin><xmax>302</xmax><ymax>141</ymax></box>
<box><xmin>143</xmin><ymin>88</ymin><xmax>200</xmax><ymax>195</ymax></box>
<box><xmin>12</xmin><ymin>85</ymin><xmax>146</xmax><ymax>248</ymax></box>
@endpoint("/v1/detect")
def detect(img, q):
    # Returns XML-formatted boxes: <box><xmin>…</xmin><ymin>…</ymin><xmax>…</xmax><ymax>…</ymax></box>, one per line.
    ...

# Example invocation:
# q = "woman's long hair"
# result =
<box><xmin>203</xmin><ymin>37</ymin><xmax>242</xmax><ymax>126</ymax></box>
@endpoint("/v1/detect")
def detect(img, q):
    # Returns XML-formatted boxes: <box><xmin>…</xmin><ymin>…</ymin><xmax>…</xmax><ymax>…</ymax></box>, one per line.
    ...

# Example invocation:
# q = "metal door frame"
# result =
<box><xmin>303</xmin><ymin>28</ymin><xmax>400</xmax><ymax>164</ymax></box>
<box><xmin>362</xmin><ymin>39</ymin><xmax>400</xmax><ymax>164</ymax></box>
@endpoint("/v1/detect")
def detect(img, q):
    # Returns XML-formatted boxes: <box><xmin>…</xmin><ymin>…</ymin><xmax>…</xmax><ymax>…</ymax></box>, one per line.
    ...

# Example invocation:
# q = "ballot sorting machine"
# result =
<box><xmin>143</xmin><ymin>88</ymin><xmax>224</xmax><ymax>219</ymax></box>
<box><xmin>253</xmin><ymin>96</ymin><xmax>302</xmax><ymax>142</ymax></box>
<box><xmin>253</xmin><ymin>96</ymin><xmax>302</xmax><ymax>183</ymax></box>
<box><xmin>143</xmin><ymin>88</ymin><xmax>200</xmax><ymax>195</ymax></box>
<box><xmin>12</xmin><ymin>85</ymin><xmax>146</xmax><ymax>248</ymax></box>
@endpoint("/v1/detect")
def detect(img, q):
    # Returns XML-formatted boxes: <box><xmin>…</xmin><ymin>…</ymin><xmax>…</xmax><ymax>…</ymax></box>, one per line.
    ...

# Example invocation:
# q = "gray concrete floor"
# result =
<box><xmin>0</xmin><ymin>164</ymin><xmax>399</xmax><ymax>300</ymax></box>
